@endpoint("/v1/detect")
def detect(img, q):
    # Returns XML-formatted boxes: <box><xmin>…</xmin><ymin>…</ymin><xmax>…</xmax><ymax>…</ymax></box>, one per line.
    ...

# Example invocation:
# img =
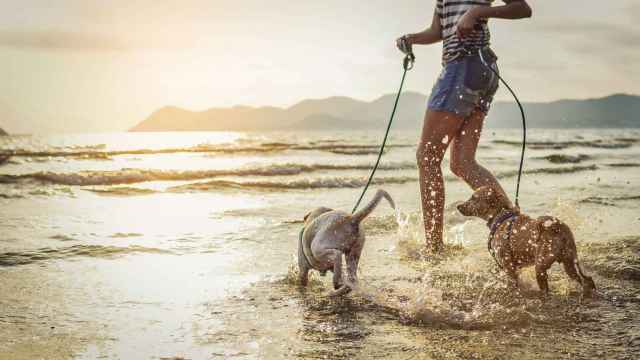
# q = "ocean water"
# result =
<box><xmin>0</xmin><ymin>129</ymin><xmax>639</xmax><ymax>359</ymax></box>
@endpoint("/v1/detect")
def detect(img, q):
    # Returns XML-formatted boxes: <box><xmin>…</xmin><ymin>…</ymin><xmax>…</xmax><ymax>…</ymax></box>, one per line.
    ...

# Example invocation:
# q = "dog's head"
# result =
<box><xmin>457</xmin><ymin>186</ymin><xmax>511</xmax><ymax>220</ymax></box>
<box><xmin>303</xmin><ymin>207</ymin><xmax>333</xmax><ymax>225</ymax></box>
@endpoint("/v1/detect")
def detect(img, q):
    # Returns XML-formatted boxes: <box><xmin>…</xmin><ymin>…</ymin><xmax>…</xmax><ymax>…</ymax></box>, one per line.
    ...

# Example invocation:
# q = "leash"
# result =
<box><xmin>459</xmin><ymin>37</ymin><xmax>527</xmax><ymax>268</ymax></box>
<box><xmin>477</xmin><ymin>48</ymin><xmax>527</xmax><ymax>209</ymax></box>
<box><xmin>352</xmin><ymin>45</ymin><xmax>414</xmax><ymax>214</ymax></box>
<box><xmin>299</xmin><ymin>44</ymin><xmax>415</xmax><ymax>268</ymax></box>
<box><xmin>475</xmin><ymin>45</ymin><xmax>526</xmax><ymax>267</ymax></box>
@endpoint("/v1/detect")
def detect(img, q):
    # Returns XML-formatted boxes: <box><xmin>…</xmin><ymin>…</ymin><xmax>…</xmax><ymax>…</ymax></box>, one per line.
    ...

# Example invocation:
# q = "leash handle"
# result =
<box><xmin>398</xmin><ymin>37</ymin><xmax>416</xmax><ymax>71</ymax></box>
<box><xmin>403</xmin><ymin>54</ymin><xmax>415</xmax><ymax>71</ymax></box>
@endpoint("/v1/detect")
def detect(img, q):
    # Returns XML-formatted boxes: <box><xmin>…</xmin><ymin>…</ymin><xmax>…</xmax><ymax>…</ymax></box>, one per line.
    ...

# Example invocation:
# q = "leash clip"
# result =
<box><xmin>403</xmin><ymin>53</ymin><xmax>415</xmax><ymax>71</ymax></box>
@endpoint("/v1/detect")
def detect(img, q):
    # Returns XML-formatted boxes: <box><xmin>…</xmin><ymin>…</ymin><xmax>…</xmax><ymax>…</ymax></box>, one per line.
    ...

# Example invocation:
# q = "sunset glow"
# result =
<box><xmin>1</xmin><ymin>0</ymin><xmax>638</xmax><ymax>133</ymax></box>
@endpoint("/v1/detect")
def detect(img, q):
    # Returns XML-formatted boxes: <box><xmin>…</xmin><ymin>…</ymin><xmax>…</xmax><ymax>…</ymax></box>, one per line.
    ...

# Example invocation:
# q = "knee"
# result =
<box><xmin>416</xmin><ymin>142</ymin><xmax>443</xmax><ymax>169</ymax></box>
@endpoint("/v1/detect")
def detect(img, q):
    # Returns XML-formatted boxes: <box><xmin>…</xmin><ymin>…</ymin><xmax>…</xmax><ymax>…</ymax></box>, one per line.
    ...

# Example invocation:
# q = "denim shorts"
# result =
<box><xmin>427</xmin><ymin>48</ymin><xmax>499</xmax><ymax>118</ymax></box>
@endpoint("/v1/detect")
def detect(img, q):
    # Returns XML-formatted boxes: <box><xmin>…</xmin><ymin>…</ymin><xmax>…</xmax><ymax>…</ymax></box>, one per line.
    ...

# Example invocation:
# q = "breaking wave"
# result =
<box><xmin>0</xmin><ymin>162</ymin><xmax>601</xmax><ymax>189</ymax></box>
<box><xmin>537</xmin><ymin>154</ymin><xmax>591</xmax><ymax>164</ymax></box>
<box><xmin>1</xmin><ymin>142</ymin><xmax>412</xmax><ymax>159</ymax></box>
<box><xmin>85</xmin><ymin>187</ymin><xmax>158</xmax><ymax>196</ymax></box>
<box><xmin>0</xmin><ymin>162</ymin><xmax>416</xmax><ymax>186</ymax></box>
<box><xmin>492</xmin><ymin>139</ymin><xmax>635</xmax><ymax>150</ymax></box>
<box><xmin>0</xmin><ymin>245</ymin><xmax>172</xmax><ymax>267</ymax></box>
<box><xmin>494</xmin><ymin>164</ymin><xmax>599</xmax><ymax>179</ymax></box>
<box><xmin>169</xmin><ymin>176</ymin><xmax>417</xmax><ymax>192</ymax></box>
<box><xmin>606</xmin><ymin>162</ymin><xmax>640</xmax><ymax>168</ymax></box>
<box><xmin>580</xmin><ymin>195</ymin><xmax>640</xmax><ymax>206</ymax></box>
<box><xmin>524</xmin><ymin>164</ymin><xmax>598</xmax><ymax>175</ymax></box>
<box><xmin>168</xmin><ymin>164</ymin><xmax>600</xmax><ymax>192</ymax></box>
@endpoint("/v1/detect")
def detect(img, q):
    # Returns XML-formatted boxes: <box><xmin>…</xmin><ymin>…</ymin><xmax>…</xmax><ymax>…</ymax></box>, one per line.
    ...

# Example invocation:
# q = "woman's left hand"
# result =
<box><xmin>456</xmin><ymin>7</ymin><xmax>480</xmax><ymax>38</ymax></box>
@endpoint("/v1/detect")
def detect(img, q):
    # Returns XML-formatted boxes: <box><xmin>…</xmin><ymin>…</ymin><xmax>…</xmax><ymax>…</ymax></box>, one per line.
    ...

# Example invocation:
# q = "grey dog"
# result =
<box><xmin>298</xmin><ymin>189</ymin><xmax>395</xmax><ymax>296</ymax></box>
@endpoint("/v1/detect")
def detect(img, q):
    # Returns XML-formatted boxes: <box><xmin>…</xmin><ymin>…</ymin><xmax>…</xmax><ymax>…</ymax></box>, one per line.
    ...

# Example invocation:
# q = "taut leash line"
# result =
<box><xmin>352</xmin><ymin>65</ymin><xmax>411</xmax><ymax>213</ymax></box>
<box><xmin>352</xmin><ymin>41</ymin><xmax>415</xmax><ymax>214</ymax></box>
<box><xmin>478</xmin><ymin>48</ymin><xmax>527</xmax><ymax>209</ymax></box>
<box><xmin>300</xmin><ymin>48</ymin><xmax>415</xmax><ymax>253</ymax></box>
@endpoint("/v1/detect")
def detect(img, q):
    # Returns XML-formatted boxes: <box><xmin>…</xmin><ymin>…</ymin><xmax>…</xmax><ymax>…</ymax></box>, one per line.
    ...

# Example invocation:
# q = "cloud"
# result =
<box><xmin>0</xmin><ymin>30</ymin><xmax>128</xmax><ymax>52</ymax></box>
<box><xmin>536</xmin><ymin>20</ymin><xmax>640</xmax><ymax>67</ymax></box>
<box><xmin>629</xmin><ymin>4</ymin><xmax>640</xmax><ymax>21</ymax></box>
<box><xmin>539</xmin><ymin>21</ymin><xmax>640</xmax><ymax>48</ymax></box>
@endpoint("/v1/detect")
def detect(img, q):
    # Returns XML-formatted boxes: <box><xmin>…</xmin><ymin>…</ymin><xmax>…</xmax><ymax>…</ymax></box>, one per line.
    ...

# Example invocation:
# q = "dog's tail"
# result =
<box><xmin>351</xmin><ymin>189</ymin><xmax>395</xmax><ymax>225</ymax></box>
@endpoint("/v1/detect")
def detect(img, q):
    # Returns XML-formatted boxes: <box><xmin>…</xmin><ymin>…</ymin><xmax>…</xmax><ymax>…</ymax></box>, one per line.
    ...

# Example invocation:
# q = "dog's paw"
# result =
<box><xmin>579</xmin><ymin>290</ymin><xmax>598</xmax><ymax>303</ymax></box>
<box><xmin>538</xmin><ymin>291</ymin><xmax>551</xmax><ymax>301</ymax></box>
<box><xmin>329</xmin><ymin>285</ymin><xmax>352</xmax><ymax>297</ymax></box>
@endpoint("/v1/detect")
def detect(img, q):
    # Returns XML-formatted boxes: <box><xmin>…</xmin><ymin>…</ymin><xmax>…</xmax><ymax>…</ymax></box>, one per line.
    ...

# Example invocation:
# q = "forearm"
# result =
<box><xmin>472</xmin><ymin>1</ymin><xmax>532</xmax><ymax>20</ymax></box>
<box><xmin>406</xmin><ymin>28</ymin><xmax>442</xmax><ymax>45</ymax></box>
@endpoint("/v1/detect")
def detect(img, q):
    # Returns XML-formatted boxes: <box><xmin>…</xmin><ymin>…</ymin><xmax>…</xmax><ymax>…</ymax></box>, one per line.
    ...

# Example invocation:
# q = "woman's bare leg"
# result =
<box><xmin>416</xmin><ymin>110</ymin><xmax>465</xmax><ymax>252</ymax></box>
<box><xmin>450</xmin><ymin>109</ymin><xmax>513</xmax><ymax>207</ymax></box>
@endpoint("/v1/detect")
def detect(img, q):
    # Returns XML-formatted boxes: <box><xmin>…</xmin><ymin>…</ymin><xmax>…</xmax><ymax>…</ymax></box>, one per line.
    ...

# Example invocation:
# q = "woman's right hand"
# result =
<box><xmin>396</xmin><ymin>35</ymin><xmax>413</xmax><ymax>53</ymax></box>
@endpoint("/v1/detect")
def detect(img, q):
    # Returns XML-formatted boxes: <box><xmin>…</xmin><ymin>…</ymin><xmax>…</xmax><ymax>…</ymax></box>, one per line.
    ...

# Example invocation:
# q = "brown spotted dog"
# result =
<box><xmin>457</xmin><ymin>186</ymin><xmax>595</xmax><ymax>298</ymax></box>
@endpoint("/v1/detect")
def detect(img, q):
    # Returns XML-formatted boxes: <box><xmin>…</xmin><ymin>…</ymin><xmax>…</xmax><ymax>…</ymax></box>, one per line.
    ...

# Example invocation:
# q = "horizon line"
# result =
<box><xmin>153</xmin><ymin>92</ymin><xmax>639</xmax><ymax>114</ymax></box>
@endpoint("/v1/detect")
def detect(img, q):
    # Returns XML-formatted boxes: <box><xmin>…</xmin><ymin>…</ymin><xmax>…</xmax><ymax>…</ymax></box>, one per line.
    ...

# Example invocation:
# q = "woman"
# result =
<box><xmin>398</xmin><ymin>0</ymin><xmax>532</xmax><ymax>252</ymax></box>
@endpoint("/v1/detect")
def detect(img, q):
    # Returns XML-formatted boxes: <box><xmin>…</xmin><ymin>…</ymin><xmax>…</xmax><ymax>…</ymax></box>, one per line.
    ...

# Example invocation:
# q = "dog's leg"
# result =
<box><xmin>297</xmin><ymin>238</ymin><xmax>310</xmax><ymax>287</ymax></box>
<box><xmin>535</xmin><ymin>256</ymin><xmax>555</xmax><ymax>296</ymax></box>
<box><xmin>331</xmin><ymin>250</ymin><xmax>344</xmax><ymax>290</ymax></box>
<box><xmin>563</xmin><ymin>259</ymin><xmax>596</xmax><ymax>298</ymax></box>
<box><xmin>506</xmin><ymin>267</ymin><xmax>520</xmax><ymax>290</ymax></box>
<box><xmin>562</xmin><ymin>259</ymin><xmax>582</xmax><ymax>287</ymax></box>
<box><xmin>298</xmin><ymin>266</ymin><xmax>310</xmax><ymax>287</ymax></box>
<box><xmin>560</xmin><ymin>230</ymin><xmax>596</xmax><ymax>298</ymax></box>
<box><xmin>345</xmin><ymin>251</ymin><xmax>361</xmax><ymax>288</ymax></box>
<box><xmin>329</xmin><ymin>250</ymin><xmax>353</xmax><ymax>297</ymax></box>
<box><xmin>497</xmin><ymin>247</ymin><xmax>520</xmax><ymax>290</ymax></box>
<box><xmin>535</xmin><ymin>267</ymin><xmax>549</xmax><ymax>295</ymax></box>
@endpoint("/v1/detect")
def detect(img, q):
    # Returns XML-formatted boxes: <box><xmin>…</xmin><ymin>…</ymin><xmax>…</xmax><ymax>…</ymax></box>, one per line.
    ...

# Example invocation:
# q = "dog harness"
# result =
<box><xmin>487</xmin><ymin>210</ymin><xmax>518</xmax><ymax>268</ymax></box>
<box><xmin>298</xmin><ymin>227</ymin><xmax>328</xmax><ymax>276</ymax></box>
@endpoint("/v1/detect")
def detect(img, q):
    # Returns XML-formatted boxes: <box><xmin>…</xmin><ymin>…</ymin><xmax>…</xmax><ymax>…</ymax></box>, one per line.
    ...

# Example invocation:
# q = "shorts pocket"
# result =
<box><xmin>454</xmin><ymin>86</ymin><xmax>481</xmax><ymax>117</ymax></box>
<box><xmin>463</xmin><ymin>58</ymin><xmax>493</xmax><ymax>92</ymax></box>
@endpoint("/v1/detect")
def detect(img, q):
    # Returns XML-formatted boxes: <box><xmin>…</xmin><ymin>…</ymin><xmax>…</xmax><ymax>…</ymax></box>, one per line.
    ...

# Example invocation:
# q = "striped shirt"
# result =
<box><xmin>437</xmin><ymin>0</ymin><xmax>494</xmax><ymax>64</ymax></box>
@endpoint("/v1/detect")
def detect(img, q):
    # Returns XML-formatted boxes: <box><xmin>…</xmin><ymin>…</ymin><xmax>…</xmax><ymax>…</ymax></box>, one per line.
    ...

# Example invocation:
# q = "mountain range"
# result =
<box><xmin>131</xmin><ymin>93</ymin><xmax>639</xmax><ymax>132</ymax></box>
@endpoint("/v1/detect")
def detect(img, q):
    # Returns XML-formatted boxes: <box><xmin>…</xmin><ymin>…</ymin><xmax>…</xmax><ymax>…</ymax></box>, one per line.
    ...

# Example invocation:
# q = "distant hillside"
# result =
<box><xmin>489</xmin><ymin>94</ymin><xmax>640</xmax><ymax>128</ymax></box>
<box><xmin>0</xmin><ymin>127</ymin><xmax>7</xmax><ymax>135</ymax></box>
<box><xmin>131</xmin><ymin>93</ymin><xmax>640</xmax><ymax>132</ymax></box>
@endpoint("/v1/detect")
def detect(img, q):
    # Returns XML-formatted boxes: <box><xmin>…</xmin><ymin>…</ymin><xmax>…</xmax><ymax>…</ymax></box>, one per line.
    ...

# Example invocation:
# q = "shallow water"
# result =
<box><xmin>1</xmin><ymin>129</ymin><xmax>639</xmax><ymax>359</ymax></box>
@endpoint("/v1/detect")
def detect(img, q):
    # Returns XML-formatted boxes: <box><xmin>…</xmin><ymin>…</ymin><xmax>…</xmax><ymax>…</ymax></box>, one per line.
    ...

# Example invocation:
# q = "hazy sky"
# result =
<box><xmin>1</xmin><ymin>0</ymin><xmax>639</xmax><ymax>133</ymax></box>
